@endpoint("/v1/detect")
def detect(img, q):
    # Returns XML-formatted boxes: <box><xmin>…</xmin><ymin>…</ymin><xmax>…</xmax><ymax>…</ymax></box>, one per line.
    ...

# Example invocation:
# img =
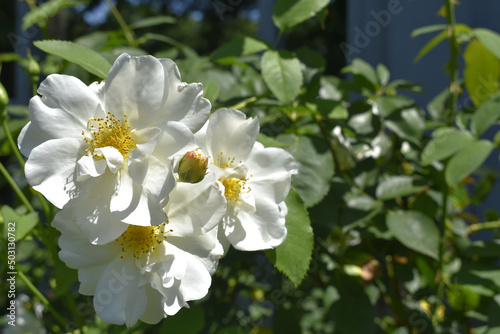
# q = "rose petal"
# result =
<box><xmin>130</xmin><ymin>127</ymin><xmax>161</xmax><ymax>158</ymax></box>
<box><xmin>93</xmin><ymin>259</ymin><xmax>147</xmax><ymax>327</ymax></box>
<box><xmin>95</xmin><ymin>147</ymin><xmax>124</xmax><ymax>173</ymax></box>
<box><xmin>139</xmin><ymin>285</ymin><xmax>166</xmax><ymax>324</ymax></box>
<box><xmin>104</xmin><ymin>54</ymin><xmax>165</xmax><ymax>129</ymax></box>
<box><xmin>224</xmin><ymin>194</ymin><xmax>287</xmax><ymax>251</ymax></box>
<box><xmin>152</xmin><ymin>121</ymin><xmax>197</xmax><ymax>167</ymax></box>
<box><xmin>52</xmin><ymin>208</ymin><xmax>123</xmax><ymax>266</ymax></box>
<box><xmin>18</xmin><ymin>75</ymin><xmax>104</xmax><ymax>157</ymax></box>
<box><xmin>24</xmin><ymin>138</ymin><xmax>86</xmax><ymax>208</ymax></box>
<box><xmin>110</xmin><ymin>163</ymin><xmax>168</xmax><ymax>226</ymax></box>
<box><xmin>158</xmin><ymin>58</ymin><xmax>210</xmax><ymax>132</ymax></box>
<box><xmin>206</xmin><ymin>108</ymin><xmax>259</xmax><ymax>164</ymax></box>
<box><xmin>166</xmin><ymin>172</ymin><xmax>226</xmax><ymax>236</ymax></box>
<box><xmin>76</xmin><ymin>155</ymin><xmax>106</xmax><ymax>181</ymax></box>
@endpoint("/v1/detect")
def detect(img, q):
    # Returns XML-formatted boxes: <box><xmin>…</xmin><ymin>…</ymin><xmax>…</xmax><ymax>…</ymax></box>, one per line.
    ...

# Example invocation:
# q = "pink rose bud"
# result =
<box><xmin>178</xmin><ymin>150</ymin><xmax>208</xmax><ymax>183</ymax></box>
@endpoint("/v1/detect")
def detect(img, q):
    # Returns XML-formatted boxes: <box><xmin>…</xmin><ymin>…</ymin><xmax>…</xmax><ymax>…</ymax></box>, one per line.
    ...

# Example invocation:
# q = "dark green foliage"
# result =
<box><xmin>2</xmin><ymin>1</ymin><xmax>500</xmax><ymax>333</ymax></box>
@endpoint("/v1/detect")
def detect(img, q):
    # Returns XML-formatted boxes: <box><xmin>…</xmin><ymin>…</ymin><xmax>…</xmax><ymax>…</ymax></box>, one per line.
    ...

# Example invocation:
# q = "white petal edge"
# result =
<box><xmin>25</xmin><ymin>138</ymin><xmax>84</xmax><ymax>208</ymax></box>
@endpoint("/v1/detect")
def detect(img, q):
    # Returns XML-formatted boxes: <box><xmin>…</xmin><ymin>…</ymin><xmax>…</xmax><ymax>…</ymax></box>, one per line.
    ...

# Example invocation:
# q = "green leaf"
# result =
<box><xmin>464</xmin><ymin>39</ymin><xmax>500</xmax><ymax>106</ymax></box>
<box><xmin>5</xmin><ymin>105</ymin><xmax>28</xmax><ymax>117</ymax></box>
<box><xmin>385</xmin><ymin>80</ymin><xmax>423</xmax><ymax>94</ymax></box>
<box><xmin>1</xmin><ymin>206</ymin><xmax>39</xmax><ymax>241</ymax></box>
<box><xmin>471</xmin><ymin>173</ymin><xmax>497</xmax><ymax>205</ymax></box>
<box><xmin>276</xmin><ymin>134</ymin><xmax>334</xmax><ymax>207</ymax></box>
<box><xmin>427</xmin><ymin>88</ymin><xmax>450</xmax><ymax>120</ymax></box>
<box><xmin>376</xmin><ymin>95</ymin><xmax>415</xmax><ymax>117</ymax></box>
<box><xmin>411</xmin><ymin>24</ymin><xmax>446</xmax><ymax>38</ymax></box>
<box><xmin>0</xmin><ymin>53</ymin><xmax>22</xmax><ymax>63</ymax></box>
<box><xmin>413</xmin><ymin>193</ymin><xmax>439</xmax><ymax>220</ymax></box>
<box><xmin>257</xmin><ymin>133</ymin><xmax>288</xmax><ymax>148</ymax></box>
<box><xmin>421</xmin><ymin>127</ymin><xmax>474</xmax><ymax>166</ymax></box>
<box><xmin>385</xmin><ymin>107</ymin><xmax>424</xmax><ymax>144</ymax></box>
<box><xmin>376</xmin><ymin>63</ymin><xmax>390</xmax><ymax>86</ymax></box>
<box><xmin>487</xmin><ymin>295</ymin><xmax>500</xmax><ymax>332</ymax></box>
<box><xmin>54</xmin><ymin>261</ymin><xmax>78</xmax><ymax>295</ymax></box>
<box><xmin>159</xmin><ymin>305</ymin><xmax>205</xmax><ymax>334</ymax></box>
<box><xmin>342</xmin><ymin>58</ymin><xmax>378</xmax><ymax>86</ymax></box>
<box><xmin>201</xmin><ymin>81</ymin><xmax>220</xmax><ymax>104</ymax></box>
<box><xmin>34</xmin><ymin>40</ymin><xmax>112</xmax><ymax>79</ymax></box>
<box><xmin>376</xmin><ymin>175</ymin><xmax>428</xmax><ymax>200</ymax></box>
<box><xmin>265</xmin><ymin>188</ymin><xmax>314</xmax><ymax>288</ymax></box>
<box><xmin>22</xmin><ymin>0</ymin><xmax>85</xmax><ymax>30</ymax></box>
<box><xmin>313</xmin><ymin>100</ymin><xmax>348</xmax><ymax>120</ymax></box>
<box><xmin>272</xmin><ymin>0</ymin><xmax>330</xmax><ymax>31</ymax></box>
<box><xmin>474</xmin><ymin>28</ymin><xmax>500</xmax><ymax>60</ymax></box>
<box><xmin>214</xmin><ymin>327</ymin><xmax>245</xmax><ymax>334</ymax></box>
<box><xmin>211</xmin><ymin>37</ymin><xmax>269</xmax><ymax>61</ymax></box>
<box><xmin>75</xmin><ymin>31</ymin><xmax>109</xmax><ymax>50</ymax></box>
<box><xmin>296</xmin><ymin>46</ymin><xmax>326</xmax><ymax>85</ymax></box>
<box><xmin>386</xmin><ymin>210</ymin><xmax>440</xmax><ymax>260</ymax></box>
<box><xmin>445</xmin><ymin>139</ymin><xmax>493</xmax><ymax>186</ymax></box>
<box><xmin>331</xmin><ymin>275</ymin><xmax>376</xmax><ymax>334</ymax></box>
<box><xmin>471</xmin><ymin>92</ymin><xmax>500</xmax><ymax>136</ymax></box>
<box><xmin>455</xmin><ymin>263</ymin><xmax>500</xmax><ymax>296</ymax></box>
<box><xmin>348</xmin><ymin>109</ymin><xmax>376</xmax><ymax>136</ymax></box>
<box><xmin>320</xmin><ymin>76</ymin><xmax>348</xmax><ymax>101</ymax></box>
<box><xmin>154</xmin><ymin>48</ymin><xmax>179</xmax><ymax>60</ymax></box>
<box><xmin>414</xmin><ymin>24</ymin><xmax>471</xmax><ymax>62</ymax></box>
<box><xmin>415</xmin><ymin>255</ymin><xmax>437</xmax><ymax>289</ymax></box>
<box><xmin>343</xmin><ymin>195</ymin><xmax>383</xmax><ymax>230</ymax></box>
<box><xmin>446</xmin><ymin>284</ymin><xmax>481</xmax><ymax>312</ymax></box>
<box><xmin>414</xmin><ymin>30</ymin><xmax>447</xmax><ymax>63</ymax></box>
<box><xmin>261</xmin><ymin>50</ymin><xmax>303</xmax><ymax>105</ymax></box>
<box><xmin>129</xmin><ymin>15</ymin><xmax>176</xmax><ymax>29</ymax></box>
<box><xmin>458</xmin><ymin>239</ymin><xmax>500</xmax><ymax>259</ymax></box>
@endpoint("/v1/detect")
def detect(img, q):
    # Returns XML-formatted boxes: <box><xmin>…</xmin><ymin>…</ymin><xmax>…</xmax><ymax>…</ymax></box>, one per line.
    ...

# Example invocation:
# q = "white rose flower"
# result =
<box><xmin>18</xmin><ymin>53</ymin><xmax>210</xmax><ymax>244</ymax></box>
<box><xmin>196</xmin><ymin>108</ymin><xmax>298</xmax><ymax>251</ymax></box>
<box><xmin>52</xmin><ymin>170</ymin><xmax>225</xmax><ymax>326</ymax></box>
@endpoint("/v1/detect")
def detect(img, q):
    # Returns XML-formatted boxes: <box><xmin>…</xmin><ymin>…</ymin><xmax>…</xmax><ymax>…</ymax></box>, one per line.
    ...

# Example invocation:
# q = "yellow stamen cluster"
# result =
<box><xmin>215</xmin><ymin>152</ymin><xmax>242</xmax><ymax>169</ymax></box>
<box><xmin>83</xmin><ymin>112</ymin><xmax>137</xmax><ymax>158</ymax></box>
<box><xmin>215</xmin><ymin>151</ymin><xmax>251</xmax><ymax>202</ymax></box>
<box><xmin>116</xmin><ymin>223</ymin><xmax>172</xmax><ymax>259</ymax></box>
<box><xmin>221</xmin><ymin>177</ymin><xmax>250</xmax><ymax>203</ymax></box>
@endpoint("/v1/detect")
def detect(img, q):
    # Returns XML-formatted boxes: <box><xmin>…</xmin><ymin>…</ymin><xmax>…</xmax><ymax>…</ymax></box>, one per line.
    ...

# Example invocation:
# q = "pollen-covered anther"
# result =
<box><xmin>221</xmin><ymin>177</ymin><xmax>250</xmax><ymax>202</ymax></box>
<box><xmin>116</xmin><ymin>223</ymin><xmax>172</xmax><ymax>259</ymax></box>
<box><xmin>215</xmin><ymin>151</ymin><xmax>237</xmax><ymax>169</ymax></box>
<box><xmin>83</xmin><ymin>112</ymin><xmax>137</xmax><ymax>158</ymax></box>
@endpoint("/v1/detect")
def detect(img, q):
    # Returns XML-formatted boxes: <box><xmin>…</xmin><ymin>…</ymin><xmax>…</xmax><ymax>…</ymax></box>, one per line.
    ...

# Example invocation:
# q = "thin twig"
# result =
<box><xmin>104</xmin><ymin>0</ymin><xmax>137</xmax><ymax>46</ymax></box>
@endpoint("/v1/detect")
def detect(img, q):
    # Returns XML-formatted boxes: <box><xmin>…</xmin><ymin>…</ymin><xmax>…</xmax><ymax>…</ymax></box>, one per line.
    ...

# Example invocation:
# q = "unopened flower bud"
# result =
<box><xmin>0</xmin><ymin>82</ymin><xmax>8</xmax><ymax>112</ymax></box>
<box><xmin>27</xmin><ymin>53</ymin><xmax>40</xmax><ymax>85</ymax></box>
<box><xmin>178</xmin><ymin>150</ymin><xmax>208</xmax><ymax>183</ymax></box>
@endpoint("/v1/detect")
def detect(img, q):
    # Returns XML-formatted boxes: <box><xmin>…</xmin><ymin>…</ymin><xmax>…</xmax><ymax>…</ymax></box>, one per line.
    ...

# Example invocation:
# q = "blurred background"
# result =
<box><xmin>3</xmin><ymin>0</ymin><xmax>500</xmax><ymax>106</ymax></box>
<box><xmin>3</xmin><ymin>0</ymin><xmax>347</xmax><ymax>104</ymax></box>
